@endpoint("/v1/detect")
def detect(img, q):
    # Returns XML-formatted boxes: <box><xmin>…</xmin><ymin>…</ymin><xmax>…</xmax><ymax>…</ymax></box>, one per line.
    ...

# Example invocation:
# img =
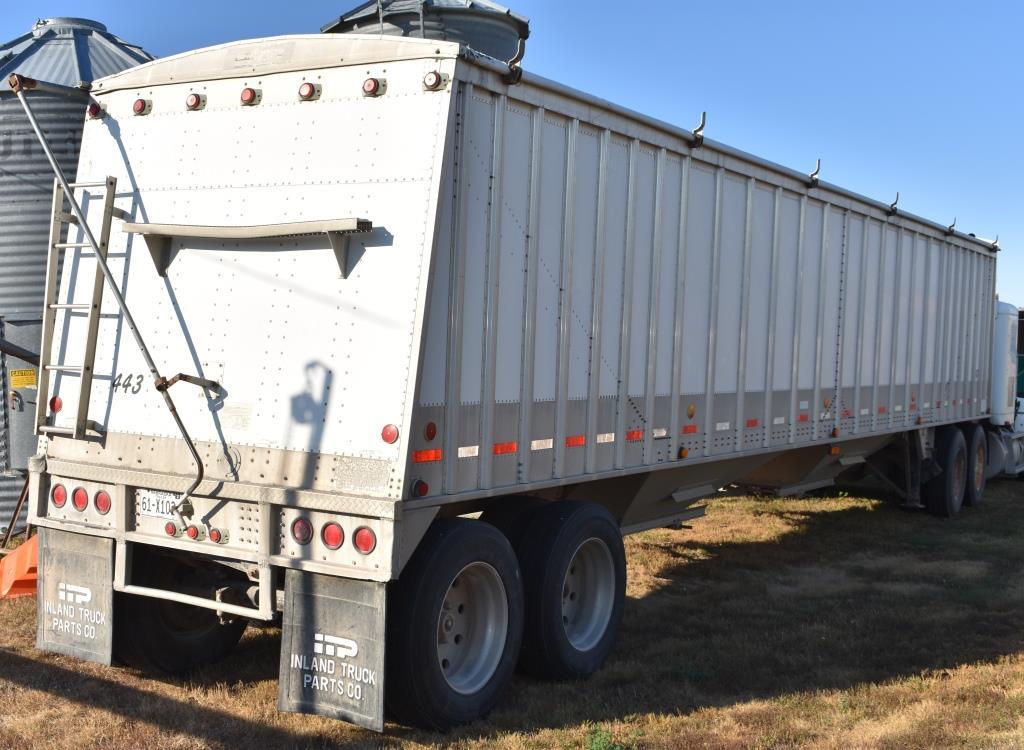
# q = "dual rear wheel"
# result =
<box><xmin>924</xmin><ymin>423</ymin><xmax>987</xmax><ymax>517</ymax></box>
<box><xmin>387</xmin><ymin>502</ymin><xmax>626</xmax><ymax>729</ymax></box>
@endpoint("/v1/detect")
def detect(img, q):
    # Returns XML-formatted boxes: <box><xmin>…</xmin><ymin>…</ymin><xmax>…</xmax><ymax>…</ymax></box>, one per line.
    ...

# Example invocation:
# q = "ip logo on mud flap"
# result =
<box><xmin>58</xmin><ymin>582</ymin><xmax>92</xmax><ymax>605</ymax></box>
<box><xmin>314</xmin><ymin>632</ymin><xmax>358</xmax><ymax>659</ymax></box>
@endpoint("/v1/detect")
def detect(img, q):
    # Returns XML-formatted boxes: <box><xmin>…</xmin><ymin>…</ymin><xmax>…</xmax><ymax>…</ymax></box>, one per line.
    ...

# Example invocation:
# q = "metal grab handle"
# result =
<box><xmin>12</xmin><ymin>80</ymin><xmax>209</xmax><ymax>510</ymax></box>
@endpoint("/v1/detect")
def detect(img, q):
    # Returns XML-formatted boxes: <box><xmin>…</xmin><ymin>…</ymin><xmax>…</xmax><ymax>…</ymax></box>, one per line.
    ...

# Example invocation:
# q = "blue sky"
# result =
<box><xmin>4</xmin><ymin>1</ymin><xmax>1021</xmax><ymax>304</ymax></box>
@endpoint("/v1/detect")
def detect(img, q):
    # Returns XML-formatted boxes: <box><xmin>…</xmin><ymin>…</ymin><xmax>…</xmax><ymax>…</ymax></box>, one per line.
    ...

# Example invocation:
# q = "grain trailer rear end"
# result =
<box><xmin>12</xmin><ymin>15</ymin><xmax>1020</xmax><ymax>731</ymax></box>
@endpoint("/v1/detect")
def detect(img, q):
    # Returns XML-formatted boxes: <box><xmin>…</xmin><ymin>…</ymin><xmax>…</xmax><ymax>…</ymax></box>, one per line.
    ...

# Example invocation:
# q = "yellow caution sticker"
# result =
<box><xmin>9</xmin><ymin>368</ymin><xmax>37</xmax><ymax>389</ymax></box>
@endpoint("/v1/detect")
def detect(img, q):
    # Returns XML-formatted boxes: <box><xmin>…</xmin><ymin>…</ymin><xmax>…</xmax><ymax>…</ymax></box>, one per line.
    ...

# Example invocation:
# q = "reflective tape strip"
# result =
<box><xmin>493</xmin><ymin>441</ymin><xmax>518</xmax><ymax>455</ymax></box>
<box><xmin>565</xmin><ymin>435</ymin><xmax>586</xmax><ymax>448</ymax></box>
<box><xmin>596</xmin><ymin>432</ymin><xmax>615</xmax><ymax>444</ymax></box>
<box><xmin>878</xmin><ymin>406</ymin><xmax>887</xmax><ymax>414</ymax></box>
<box><xmin>894</xmin><ymin>405</ymin><xmax>903</xmax><ymax>412</ymax></box>
<box><xmin>715</xmin><ymin>422</ymin><xmax>730</xmax><ymax>431</ymax></box>
<box><xmin>530</xmin><ymin>438</ymin><xmax>553</xmax><ymax>451</ymax></box>
<box><xmin>797</xmin><ymin>414</ymin><xmax>809</xmax><ymax>423</ymax></box>
<box><xmin>860</xmin><ymin>408</ymin><xmax>870</xmax><ymax>416</ymax></box>
<box><xmin>457</xmin><ymin>445</ymin><xmax>478</xmax><ymax>459</ymax></box>
<box><xmin>652</xmin><ymin>427</ymin><xmax>668</xmax><ymax>438</ymax></box>
<box><xmin>682</xmin><ymin>424</ymin><xmax>699</xmax><ymax>434</ymax></box>
<box><xmin>626</xmin><ymin>429</ymin><xmax>644</xmax><ymax>442</ymax></box>
<box><xmin>745</xmin><ymin>419</ymin><xmax>759</xmax><ymax>429</ymax></box>
<box><xmin>773</xmin><ymin>416</ymin><xmax>786</xmax><ymax>426</ymax></box>
<box><xmin>413</xmin><ymin>449</ymin><xmax>443</xmax><ymax>463</ymax></box>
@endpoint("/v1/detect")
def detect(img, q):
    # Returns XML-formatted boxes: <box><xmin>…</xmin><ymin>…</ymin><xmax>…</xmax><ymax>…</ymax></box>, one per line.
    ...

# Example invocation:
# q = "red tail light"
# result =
<box><xmin>164</xmin><ymin>521</ymin><xmax>179</xmax><ymax>537</ymax></box>
<box><xmin>353</xmin><ymin>527</ymin><xmax>376</xmax><ymax>554</ymax></box>
<box><xmin>291</xmin><ymin>517</ymin><xmax>313</xmax><ymax>545</ymax></box>
<box><xmin>51</xmin><ymin>484</ymin><xmax>67</xmax><ymax>508</ymax></box>
<box><xmin>71</xmin><ymin>487</ymin><xmax>88</xmax><ymax>511</ymax></box>
<box><xmin>185</xmin><ymin>92</ymin><xmax>204</xmax><ymax>110</ymax></box>
<box><xmin>185</xmin><ymin>525</ymin><xmax>199</xmax><ymax>540</ymax></box>
<box><xmin>321</xmin><ymin>522</ymin><xmax>344</xmax><ymax>550</ymax></box>
<box><xmin>94</xmin><ymin>490</ymin><xmax>111</xmax><ymax>515</ymax></box>
<box><xmin>362</xmin><ymin>77</ymin><xmax>385</xmax><ymax>97</ymax></box>
<box><xmin>209</xmin><ymin>528</ymin><xmax>226</xmax><ymax>544</ymax></box>
<box><xmin>132</xmin><ymin>98</ymin><xmax>150</xmax><ymax>115</ymax></box>
<box><xmin>298</xmin><ymin>82</ymin><xmax>319</xmax><ymax>101</ymax></box>
<box><xmin>381</xmin><ymin>424</ymin><xmax>399</xmax><ymax>444</ymax></box>
<box><xmin>49</xmin><ymin>395</ymin><xmax>62</xmax><ymax>413</ymax></box>
<box><xmin>87</xmin><ymin>102</ymin><xmax>103</xmax><ymax>119</ymax></box>
<box><xmin>412</xmin><ymin>479</ymin><xmax>429</xmax><ymax>497</ymax></box>
<box><xmin>240</xmin><ymin>87</ymin><xmax>259</xmax><ymax>106</ymax></box>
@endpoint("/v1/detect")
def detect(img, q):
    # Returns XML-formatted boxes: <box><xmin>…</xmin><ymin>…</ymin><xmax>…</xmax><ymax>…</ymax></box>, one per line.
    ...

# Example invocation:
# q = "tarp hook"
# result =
<box><xmin>887</xmin><ymin>192</ymin><xmax>899</xmax><ymax>216</ymax></box>
<box><xmin>808</xmin><ymin>159</ymin><xmax>821</xmax><ymax>186</ymax></box>
<box><xmin>692</xmin><ymin>111</ymin><xmax>706</xmax><ymax>148</ymax></box>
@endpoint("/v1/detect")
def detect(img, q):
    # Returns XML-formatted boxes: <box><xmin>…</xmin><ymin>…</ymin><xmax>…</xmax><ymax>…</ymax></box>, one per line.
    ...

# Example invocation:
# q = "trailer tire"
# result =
<box><xmin>516</xmin><ymin>501</ymin><xmax>625</xmax><ymax>680</ymax></box>
<box><xmin>113</xmin><ymin>556</ymin><xmax>248</xmax><ymax>675</ymax></box>
<box><xmin>962</xmin><ymin>423</ymin><xmax>987</xmax><ymax>507</ymax></box>
<box><xmin>923</xmin><ymin>427</ymin><xmax>967</xmax><ymax>518</ymax></box>
<box><xmin>386</xmin><ymin>518</ymin><xmax>523</xmax><ymax>730</ymax></box>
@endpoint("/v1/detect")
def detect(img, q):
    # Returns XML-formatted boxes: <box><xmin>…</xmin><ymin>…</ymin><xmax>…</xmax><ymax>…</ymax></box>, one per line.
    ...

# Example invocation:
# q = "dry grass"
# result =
<box><xmin>3</xmin><ymin>480</ymin><xmax>1024</xmax><ymax>749</ymax></box>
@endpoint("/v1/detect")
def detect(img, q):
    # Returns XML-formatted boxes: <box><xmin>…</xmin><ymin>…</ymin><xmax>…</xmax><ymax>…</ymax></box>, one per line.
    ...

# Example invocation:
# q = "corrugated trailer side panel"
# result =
<box><xmin>414</xmin><ymin>66</ymin><xmax>997</xmax><ymax>501</ymax></box>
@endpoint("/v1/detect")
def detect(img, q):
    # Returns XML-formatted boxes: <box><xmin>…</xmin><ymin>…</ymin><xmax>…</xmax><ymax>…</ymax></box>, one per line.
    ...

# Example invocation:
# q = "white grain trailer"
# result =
<box><xmin>11</xmin><ymin>27</ymin><xmax>1021</xmax><ymax>732</ymax></box>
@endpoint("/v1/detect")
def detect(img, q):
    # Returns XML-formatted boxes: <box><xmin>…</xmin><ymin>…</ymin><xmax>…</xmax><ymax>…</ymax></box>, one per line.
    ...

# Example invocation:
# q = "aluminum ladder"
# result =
<box><xmin>36</xmin><ymin>177</ymin><xmax>125</xmax><ymax>439</ymax></box>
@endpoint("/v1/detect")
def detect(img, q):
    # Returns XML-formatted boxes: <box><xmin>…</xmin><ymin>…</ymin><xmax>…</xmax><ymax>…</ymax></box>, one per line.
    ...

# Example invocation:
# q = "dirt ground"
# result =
<box><xmin>2</xmin><ymin>480</ymin><xmax>1024</xmax><ymax>749</ymax></box>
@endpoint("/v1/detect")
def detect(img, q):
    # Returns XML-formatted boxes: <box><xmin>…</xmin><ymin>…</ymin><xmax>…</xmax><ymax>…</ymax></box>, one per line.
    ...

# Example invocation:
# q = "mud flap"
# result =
<box><xmin>36</xmin><ymin>528</ymin><xmax>114</xmax><ymax>665</ymax></box>
<box><xmin>277</xmin><ymin>569</ymin><xmax>387</xmax><ymax>732</ymax></box>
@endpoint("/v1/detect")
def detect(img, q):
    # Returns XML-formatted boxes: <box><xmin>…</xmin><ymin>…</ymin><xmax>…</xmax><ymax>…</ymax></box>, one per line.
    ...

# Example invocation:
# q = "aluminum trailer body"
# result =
<box><xmin>18</xmin><ymin>33</ymin><xmax>1014</xmax><ymax>731</ymax></box>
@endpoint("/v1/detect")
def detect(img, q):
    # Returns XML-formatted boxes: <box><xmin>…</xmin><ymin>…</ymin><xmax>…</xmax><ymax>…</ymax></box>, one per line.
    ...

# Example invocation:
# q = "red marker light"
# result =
<box><xmin>164</xmin><ymin>521</ymin><xmax>178</xmax><ymax>537</ymax></box>
<box><xmin>423</xmin><ymin>71</ymin><xmax>445</xmax><ymax>90</ymax></box>
<box><xmin>298</xmin><ymin>82</ymin><xmax>318</xmax><ymax>100</ymax></box>
<box><xmin>87</xmin><ymin>102</ymin><xmax>102</xmax><ymax>119</ymax></box>
<box><xmin>72</xmin><ymin>487</ymin><xmax>88</xmax><ymax>511</ymax></box>
<box><xmin>209</xmin><ymin>528</ymin><xmax>224</xmax><ymax>544</ymax></box>
<box><xmin>291</xmin><ymin>517</ymin><xmax>313</xmax><ymax>545</ymax></box>
<box><xmin>185</xmin><ymin>92</ymin><xmax>203</xmax><ymax>110</ymax></box>
<box><xmin>51</xmin><ymin>484</ymin><xmax>67</xmax><ymax>508</ymax></box>
<box><xmin>94</xmin><ymin>490</ymin><xmax>111</xmax><ymax>515</ymax></box>
<box><xmin>321</xmin><ymin>522</ymin><xmax>344</xmax><ymax>550</ymax></box>
<box><xmin>49</xmin><ymin>395</ymin><xmax>63</xmax><ymax>413</ymax></box>
<box><xmin>132</xmin><ymin>98</ymin><xmax>150</xmax><ymax>115</ymax></box>
<box><xmin>353</xmin><ymin>526</ymin><xmax>376</xmax><ymax>554</ymax></box>
<box><xmin>412</xmin><ymin>479</ymin><xmax>429</xmax><ymax>497</ymax></box>
<box><xmin>185</xmin><ymin>525</ymin><xmax>200</xmax><ymax>540</ymax></box>
<box><xmin>362</xmin><ymin>77</ymin><xmax>384</xmax><ymax>97</ymax></box>
<box><xmin>240</xmin><ymin>87</ymin><xmax>258</xmax><ymax>106</ymax></box>
<box><xmin>424</xmin><ymin>422</ymin><xmax>437</xmax><ymax>441</ymax></box>
<box><xmin>381</xmin><ymin>424</ymin><xmax>399</xmax><ymax>444</ymax></box>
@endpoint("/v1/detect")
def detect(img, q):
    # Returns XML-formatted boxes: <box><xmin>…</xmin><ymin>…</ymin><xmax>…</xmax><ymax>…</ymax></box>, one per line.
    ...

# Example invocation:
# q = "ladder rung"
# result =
<box><xmin>53</xmin><ymin>242</ymin><xmax>92</xmax><ymax>249</ymax></box>
<box><xmin>49</xmin><ymin>303</ymin><xmax>91</xmax><ymax>310</ymax></box>
<box><xmin>39</xmin><ymin>426</ymin><xmax>75</xmax><ymax>436</ymax></box>
<box><xmin>44</xmin><ymin>365</ymin><xmax>83</xmax><ymax>373</ymax></box>
<box><xmin>68</xmin><ymin>181</ymin><xmax>107</xmax><ymax>189</ymax></box>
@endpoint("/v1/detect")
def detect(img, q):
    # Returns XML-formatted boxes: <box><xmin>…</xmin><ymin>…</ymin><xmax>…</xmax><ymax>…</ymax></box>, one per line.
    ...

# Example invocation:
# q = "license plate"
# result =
<box><xmin>136</xmin><ymin>489</ymin><xmax>179</xmax><ymax>520</ymax></box>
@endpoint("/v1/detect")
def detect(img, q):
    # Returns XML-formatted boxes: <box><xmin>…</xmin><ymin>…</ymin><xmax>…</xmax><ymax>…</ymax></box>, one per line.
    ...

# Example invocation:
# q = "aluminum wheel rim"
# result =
<box><xmin>562</xmin><ymin>537</ymin><xmax>615</xmax><ymax>652</ymax></box>
<box><xmin>436</xmin><ymin>562</ymin><xmax>508</xmax><ymax>695</ymax></box>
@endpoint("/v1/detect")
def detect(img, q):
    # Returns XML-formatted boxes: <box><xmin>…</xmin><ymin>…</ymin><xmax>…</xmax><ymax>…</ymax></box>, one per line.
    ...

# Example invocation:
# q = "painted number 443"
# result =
<box><xmin>112</xmin><ymin>373</ymin><xmax>144</xmax><ymax>395</ymax></box>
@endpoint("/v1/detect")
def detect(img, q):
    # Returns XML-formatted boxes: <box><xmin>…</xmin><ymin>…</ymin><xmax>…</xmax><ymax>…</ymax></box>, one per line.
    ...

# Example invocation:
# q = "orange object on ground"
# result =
<box><xmin>0</xmin><ymin>534</ymin><xmax>38</xmax><ymax>599</ymax></box>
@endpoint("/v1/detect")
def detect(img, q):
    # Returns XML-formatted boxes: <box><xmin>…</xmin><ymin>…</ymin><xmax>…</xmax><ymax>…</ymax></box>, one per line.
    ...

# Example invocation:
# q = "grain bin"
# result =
<box><xmin>322</xmin><ymin>0</ymin><xmax>529</xmax><ymax>64</ymax></box>
<box><xmin>0</xmin><ymin>18</ymin><xmax>151</xmax><ymax>533</ymax></box>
